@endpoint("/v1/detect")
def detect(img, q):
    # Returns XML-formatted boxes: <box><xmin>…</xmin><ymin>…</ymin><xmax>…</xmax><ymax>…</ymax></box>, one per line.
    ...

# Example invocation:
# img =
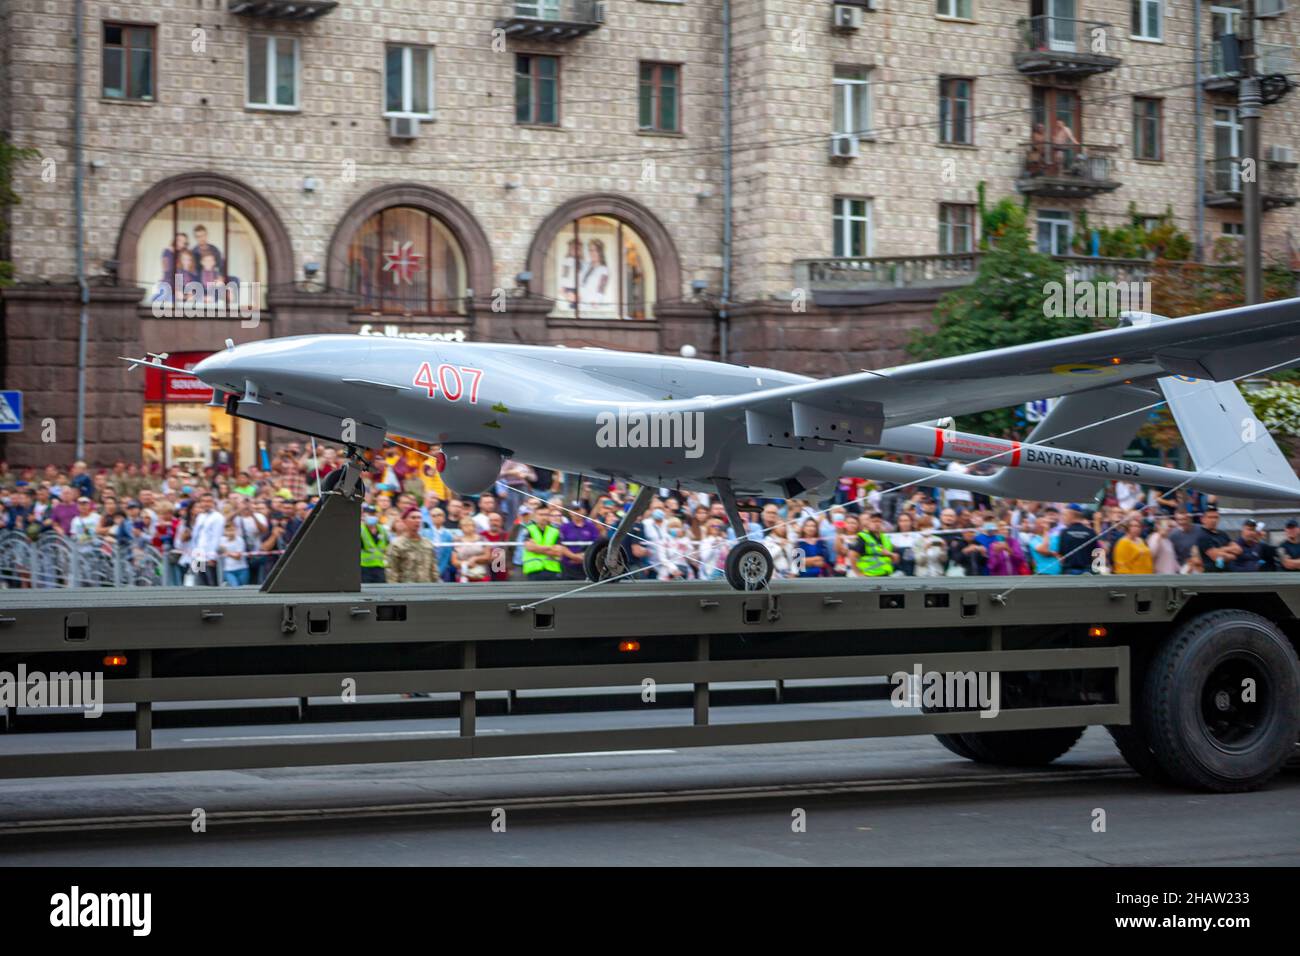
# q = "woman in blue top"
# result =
<box><xmin>1027</xmin><ymin>515</ymin><xmax>1063</xmax><ymax>575</ymax></box>
<box><xmin>794</xmin><ymin>518</ymin><xmax>831</xmax><ymax>577</ymax></box>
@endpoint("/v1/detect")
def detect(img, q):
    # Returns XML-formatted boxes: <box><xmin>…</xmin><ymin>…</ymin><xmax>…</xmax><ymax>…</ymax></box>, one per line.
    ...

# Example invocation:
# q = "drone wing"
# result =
<box><xmin>692</xmin><ymin>297</ymin><xmax>1300</xmax><ymax>444</ymax></box>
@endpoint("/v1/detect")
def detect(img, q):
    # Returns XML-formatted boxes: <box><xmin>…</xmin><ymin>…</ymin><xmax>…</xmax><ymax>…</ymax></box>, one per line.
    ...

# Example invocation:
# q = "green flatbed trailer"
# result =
<box><xmin>0</xmin><ymin>574</ymin><xmax>1297</xmax><ymax>791</ymax></box>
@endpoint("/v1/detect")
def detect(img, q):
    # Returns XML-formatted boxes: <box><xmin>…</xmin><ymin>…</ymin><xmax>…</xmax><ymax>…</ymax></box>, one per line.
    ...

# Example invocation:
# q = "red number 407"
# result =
<box><xmin>414</xmin><ymin>363</ymin><xmax>483</xmax><ymax>404</ymax></box>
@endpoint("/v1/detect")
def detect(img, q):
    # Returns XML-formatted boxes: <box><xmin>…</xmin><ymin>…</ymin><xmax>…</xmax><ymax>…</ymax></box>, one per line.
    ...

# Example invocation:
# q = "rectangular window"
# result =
<box><xmin>938</xmin><ymin>203</ymin><xmax>975</xmax><ymax>254</ymax></box>
<box><xmin>833</xmin><ymin>197</ymin><xmax>872</xmax><ymax>258</ymax></box>
<box><xmin>515</xmin><ymin>0</ymin><xmax>562</xmax><ymax>17</ymax></box>
<box><xmin>939</xmin><ymin>78</ymin><xmax>973</xmax><ymax>145</ymax></box>
<box><xmin>833</xmin><ymin>66</ymin><xmax>871</xmax><ymax>137</ymax></box>
<box><xmin>247</xmin><ymin>35</ymin><xmax>298</xmax><ymax>109</ymax></box>
<box><xmin>1036</xmin><ymin>210</ymin><xmax>1073</xmax><ymax>256</ymax></box>
<box><xmin>638</xmin><ymin>63</ymin><xmax>680</xmax><ymax>132</ymax></box>
<box><xmin>516</xmin><ymin>54</ymin><xmax>559</xmax><ymax>126</ymax></box>
<box><xmin>385</xmin><ymin>46</ymin><xmax>434</xmax><ymax>117</ymax></box>
<box><xmin>937</xmin><ymin>0</ymin><xmax>973</xmax><ymax>18</ymax></box>
<box><xmin>1132</xmin><ymin>97</ymin><xmax>1162</xmax><ymax>160</ymax></box>
<box><xmin>1131</xmin><ymin>0</ymin><xmax>1163</xmax><ymax>40</ymax></box>
<box><xmin>1222</xmin><ymin>221</ymin><xmax>1244</xmax><ymax>236</ymax></box>
<box><xmin>103</xmin><ymin>24</ymin><xmax>154</xmax><ymax>101</ymax></box>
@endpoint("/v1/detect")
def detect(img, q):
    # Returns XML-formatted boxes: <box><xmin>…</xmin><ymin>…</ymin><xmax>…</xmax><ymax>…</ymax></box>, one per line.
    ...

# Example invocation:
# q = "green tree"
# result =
<box><xmin>0</xmin><ymin>136</ymin><xmax>40</xmax><ymax>287</ymax></box>
<box><xmin>910</xmin><ymin>204</ymin><xmax>1099</xmax><ymax>436</ymax></box>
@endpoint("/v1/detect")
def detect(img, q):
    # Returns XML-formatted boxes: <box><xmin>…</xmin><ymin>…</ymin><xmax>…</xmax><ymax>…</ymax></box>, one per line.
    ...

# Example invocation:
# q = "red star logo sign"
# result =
<box><xmin>382</xmin><ymin>240</ymin><xmax>424</xmax><ymax>285</ymax></box>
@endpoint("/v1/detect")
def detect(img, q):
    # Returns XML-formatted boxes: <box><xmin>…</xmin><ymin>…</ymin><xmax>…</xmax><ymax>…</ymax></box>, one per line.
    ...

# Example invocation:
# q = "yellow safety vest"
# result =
<box><xmin>857</xmin><ymin>530</ymin><xmax>894</xmax><ymax>576</ymax></box>
<box><xmin>360</xmin><ymin>523</ymin><xmax>389</xmax><ymax>567</ymax></box>
<box><xmin>523</xmin><ymin>523</ymin><xmax>561</xmax><ymax>575</ymax></box>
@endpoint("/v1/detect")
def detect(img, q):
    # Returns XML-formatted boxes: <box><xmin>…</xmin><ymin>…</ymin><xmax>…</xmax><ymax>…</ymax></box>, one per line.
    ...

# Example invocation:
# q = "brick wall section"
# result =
<box><xmin>1</xmin><ymin>285</ymin><xmax>144</xmax><ymax>465</ymax></box>
<box><xmin>8</xmin><ymin>2</ymin><xmax>1294</xmax><ymax>302</ymax></box>
<box><xmin>737</xmin><ymin>0</ymin><xmax>1300</xmax><ymax>298</ymax></box>
<box><xmin>3</xmin><ymin>0</ymin><xmax>726</xmax><ymax>295</ymax></box>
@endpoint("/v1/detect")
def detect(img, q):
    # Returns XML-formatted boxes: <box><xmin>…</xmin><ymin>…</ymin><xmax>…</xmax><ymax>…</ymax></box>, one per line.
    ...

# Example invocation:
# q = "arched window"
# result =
<box><xmin>542</xmin><ymin>215</ymin><xmax>656</xmax><ymax>320</ymax></box>
<box><xmin>345</xmin><ymin>206</ymin><xmax>467</xmax><ymax>316</ymax></box>
<box><xmin>135</xmin><ymin>197</ymin><xmax>268</xmax><ymax>310</ymax></box>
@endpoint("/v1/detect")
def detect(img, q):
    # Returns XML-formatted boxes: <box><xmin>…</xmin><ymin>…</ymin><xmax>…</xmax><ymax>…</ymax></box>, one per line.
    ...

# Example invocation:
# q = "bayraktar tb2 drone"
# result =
<box><xmin>124</xmin><ymin>298</ymin><xmax>1300</xmax><ymax>591</ymax></box>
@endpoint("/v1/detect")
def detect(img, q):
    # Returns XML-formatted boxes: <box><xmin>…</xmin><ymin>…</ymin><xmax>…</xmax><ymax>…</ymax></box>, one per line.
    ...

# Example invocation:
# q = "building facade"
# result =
<box><xmin>2</xmin><ymin>0</ymin><xmax>1298</xmax><ymax>468</ymax></box>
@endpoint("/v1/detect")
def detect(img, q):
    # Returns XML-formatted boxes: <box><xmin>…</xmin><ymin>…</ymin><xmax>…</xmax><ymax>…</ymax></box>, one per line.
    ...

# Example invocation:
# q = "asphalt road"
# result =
<box><xmin>0</xmin><ymin>699</ymin><xmax>1296</xmax><ymax>865</ymax></box>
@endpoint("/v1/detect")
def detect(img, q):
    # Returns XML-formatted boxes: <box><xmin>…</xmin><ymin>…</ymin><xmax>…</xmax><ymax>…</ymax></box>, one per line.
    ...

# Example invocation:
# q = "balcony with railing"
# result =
<box><xmin>794</xmin><ymin>252</ymin><xmax>1300</xmax><ymax>305</ymax></box>
<box><xmin>793</xmin><ymin>252</ymin><xmax>1160</xmax><ymax>304</ymax></box>
<box><xmin>227</xmin><ymin>0</ymin><xmax>337</xmax><ymax>19</ymax></box>
<box><xmin>1014</xmin><ymin>17</ymin><xmax>1121</xmax><ymax>77</ymax></box>
<box><xmin>496</xmin><ymin>0</ymin><xmax>605</xmax><ymax>41</ymax></box>
<box><xmin>794</xmin><ymin>253</ymin><xmax>980</xmax><ymax>303</ymax></box>
<box><xmin>1205</xmin><ymin>155</ymin><xmax>1300</xmax><ymax>209</ymax></box>
<box><xmin>1202</xmin><ymin>38</ymin><xmax>1293</xmax><ymax>93</ymax></box>
<box><xmin>1016</xmin><ymin>142</ymin><xmax>1120</xmax><ymax>198</ymax></box>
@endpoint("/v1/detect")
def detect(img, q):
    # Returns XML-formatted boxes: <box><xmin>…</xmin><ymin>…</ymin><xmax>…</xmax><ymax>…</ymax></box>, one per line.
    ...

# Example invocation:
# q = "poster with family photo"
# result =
<box><xmin>136</xmin><ymin>198</ymin><xmax>266</xmax><ymax>309</ymax></box>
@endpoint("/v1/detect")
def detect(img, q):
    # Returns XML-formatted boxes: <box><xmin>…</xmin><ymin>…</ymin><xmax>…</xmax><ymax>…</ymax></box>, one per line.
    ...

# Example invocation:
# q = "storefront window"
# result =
<box><xmin>345</xmin><ymin>206</ymin><xmax>467</xmax><ymax>315</ymax></box>
<box><xmin>142</xmin><ymin>352</ymin><xmax>255</xmax><ymax>472</ymax></box>
<box><xmin>542</xmin><ymin>215</ymin><xmax>656</xmax><ymax>320</ymax></box>
<box><xmin>135</xmin><ymin>197</ymin><xmax>268</xmax><ymax>311</ymax></box>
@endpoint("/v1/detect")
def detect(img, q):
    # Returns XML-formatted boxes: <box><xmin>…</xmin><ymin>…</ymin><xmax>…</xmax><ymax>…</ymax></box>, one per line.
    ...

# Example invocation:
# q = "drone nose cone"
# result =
<box><xmin>191</xmin><ymin>351</ymin><xmax>229</xmax><ymax>381</ymax></box>
<box><xmin>192</xmin><ymin>335</ymin><xmax>367</xmax><ymax>399</ymax></box>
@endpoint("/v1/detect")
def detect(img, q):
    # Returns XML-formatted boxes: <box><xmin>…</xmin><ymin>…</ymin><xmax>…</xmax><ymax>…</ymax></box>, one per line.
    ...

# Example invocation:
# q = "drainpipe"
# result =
<box><xmin>1194</xmin><ymin>3</ymin><xmax>1206</xmax><ymax>261</ymax></box>
<box><xmin>74</xmin><ymin>0</ymin><xmax>90</xmax><ymax>461</ymax></box>
<box><xmin>719</xmin><ymin>0</ymin><xmax>732</xmax><ymax>363</ymax></box>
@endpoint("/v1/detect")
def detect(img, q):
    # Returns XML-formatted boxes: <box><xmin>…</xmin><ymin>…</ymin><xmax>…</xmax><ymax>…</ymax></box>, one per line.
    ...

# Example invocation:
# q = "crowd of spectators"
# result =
<box><xmin>1</xmin><ymin>448</ymin><xmax>1298</xmax><ymax>588</ymax></box>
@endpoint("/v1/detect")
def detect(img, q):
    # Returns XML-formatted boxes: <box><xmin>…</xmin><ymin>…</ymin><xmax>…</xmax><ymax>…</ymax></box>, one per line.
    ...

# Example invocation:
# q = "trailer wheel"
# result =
<box><xmin>954</xmin><ymin>726</ymin><xmax>1086</xmax><ymax>767</ymax></box>
<box><xmin>933</xmin><ymin>733</ymin><xmax>979</xmax><ymax>760</ymax></box>
<box><xmin>1141</xmin><ymin>609</ymin><xmax>1300</xmax><ymax>793</ymax></box>
<box><xmin>1106</xmin><ymin>722</ymin><xmax>1172</xmax><ymax>784</ymax></box>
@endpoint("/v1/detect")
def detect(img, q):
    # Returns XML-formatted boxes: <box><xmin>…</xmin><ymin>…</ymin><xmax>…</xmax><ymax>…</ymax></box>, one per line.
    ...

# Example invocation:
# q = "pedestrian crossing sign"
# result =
<box><xmin>0</xmin><ymin>391</ymin><xmax>23</xmax><ymax>432</ymax></box>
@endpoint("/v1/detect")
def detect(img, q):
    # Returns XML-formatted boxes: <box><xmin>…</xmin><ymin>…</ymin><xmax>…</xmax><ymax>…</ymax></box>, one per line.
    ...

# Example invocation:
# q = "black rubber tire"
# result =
<box><xmin>957</xmin><ymin>726</ymin><xmax>1086</xmax><ymax>767</ymax></box>
<box><xmin>933</xmin><ymin>733</ymin><xmax>980</xmax><ymax>760</ymax></box>
<box><xmin>725</xmin><ymin>540</ymin><xmax>774</xmax><ymax>590</ymax></box>
<box><xmin>583</xmin><ymin>539</ymin><xmax>630</xmax><ymax>582</ymax></box>
<box><xmin>1106</xmin><ymin>722</ymin><xmax>1173</xmax><ymax>784</ymax></box>
<box><xmin>1140</xmin><ymin>609</ymin><xmax>1300</xmax><ymax>793</ymax></box>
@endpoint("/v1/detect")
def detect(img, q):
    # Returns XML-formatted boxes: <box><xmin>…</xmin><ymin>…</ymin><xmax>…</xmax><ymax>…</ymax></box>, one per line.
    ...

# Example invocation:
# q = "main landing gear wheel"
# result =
<box><xmin>725</xmin><ymin>540</ymin><xmax>774</xmax><ymax>590</ymax></box>
<box><xmin>584</xmin><ymin>539</ymin><xmax>631</xmax><ymax>583</ymax></box>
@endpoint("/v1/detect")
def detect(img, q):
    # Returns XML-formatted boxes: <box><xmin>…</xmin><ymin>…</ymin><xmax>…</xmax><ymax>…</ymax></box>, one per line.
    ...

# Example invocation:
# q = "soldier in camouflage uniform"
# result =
<box><xmin>387</xmin><ymin>509</ymin><xmax>436</xmax><ymax>583</ymax></box>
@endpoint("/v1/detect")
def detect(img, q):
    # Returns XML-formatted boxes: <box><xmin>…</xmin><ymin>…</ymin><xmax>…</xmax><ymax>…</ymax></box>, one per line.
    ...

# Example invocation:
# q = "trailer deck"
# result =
<box><xmin>1</xmin><ymin>575</ymin><xmax>1297</xmax><ymax>788</ymax></box>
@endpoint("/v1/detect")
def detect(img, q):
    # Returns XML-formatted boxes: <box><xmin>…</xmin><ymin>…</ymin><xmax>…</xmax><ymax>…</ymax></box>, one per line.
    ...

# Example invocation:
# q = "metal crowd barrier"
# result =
<box><xmin>0</xmin><ymin>532</ymin><xmax>164</xmax><ymax>589</ymax></box>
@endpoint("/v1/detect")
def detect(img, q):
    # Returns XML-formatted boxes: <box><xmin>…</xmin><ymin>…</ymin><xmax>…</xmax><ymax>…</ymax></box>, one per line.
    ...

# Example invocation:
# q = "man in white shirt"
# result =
<box><xmin>68</xmin><ymin>497</ymin><xmax>100</xmax><ymax>544</ymax></box>
<box><xmin>189</xmin><ymin>493</ymin><xmax>227</xmax><ymax>586</ymax></box>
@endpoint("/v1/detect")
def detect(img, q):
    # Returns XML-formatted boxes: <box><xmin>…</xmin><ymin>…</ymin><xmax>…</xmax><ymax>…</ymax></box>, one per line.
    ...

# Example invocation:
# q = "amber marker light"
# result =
<box><xmin>103</xmin><ymin>654</ymin><xmax>128</xmax><ymax>667</ymax></box>
<box><xmin>1087</xmin><ymin>626</ymin><xmax>1108</xmax><ymax>640</ymax></box>
<box><xmin>618</xmin><ymin>641</ymin><xmax>641</xmax><ymax>653</ymax></box>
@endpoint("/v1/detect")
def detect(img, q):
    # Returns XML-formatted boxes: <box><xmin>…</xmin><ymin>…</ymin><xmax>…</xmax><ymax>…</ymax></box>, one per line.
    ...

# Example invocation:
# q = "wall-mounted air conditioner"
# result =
<box><xmin>830</xmin><ymin>133</ymin><xmax>860</xmax><ymax>159</ymax></box>
<box><xmin>389</xmin><ymin>115</ymin><xmax>420</xmax><ymax>140</ymax></box>
<box><xmin>832</xmin><ymin>4</ymin><xmax>863</xmax><ymax>32</ymax></box>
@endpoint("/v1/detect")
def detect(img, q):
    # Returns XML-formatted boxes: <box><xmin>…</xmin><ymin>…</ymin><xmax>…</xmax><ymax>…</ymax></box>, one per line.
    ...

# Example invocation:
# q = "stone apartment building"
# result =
<box><xmin>1</xmin><ymin>0</ymin><xmax>1297</xmax><ymax>468</ymax></box>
